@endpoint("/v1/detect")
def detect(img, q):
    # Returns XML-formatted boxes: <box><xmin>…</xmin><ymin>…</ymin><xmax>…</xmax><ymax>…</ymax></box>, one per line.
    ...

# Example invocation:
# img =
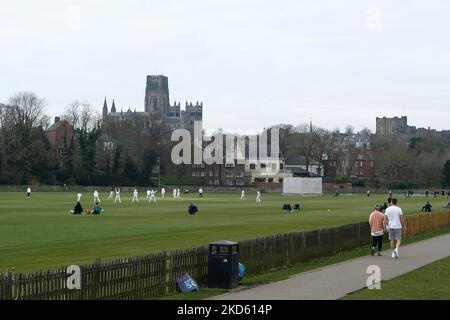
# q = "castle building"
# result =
<box><xmin>375</xmin><ymin>116</ymin><xmax>408</xmax><ymax>135</ymax></box>
<box><xmin>102</xmin><ymin>75</ymin><xmax>203</xmax><ymax>131</ymax></box>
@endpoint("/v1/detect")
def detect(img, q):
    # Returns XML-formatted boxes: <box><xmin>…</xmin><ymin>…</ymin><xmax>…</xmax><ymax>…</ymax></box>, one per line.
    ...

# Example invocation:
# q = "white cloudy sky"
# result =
<box><xmin>1</xmin><ymin>0</ymin><xmax>449</xmax><ymax>132</ymax></box>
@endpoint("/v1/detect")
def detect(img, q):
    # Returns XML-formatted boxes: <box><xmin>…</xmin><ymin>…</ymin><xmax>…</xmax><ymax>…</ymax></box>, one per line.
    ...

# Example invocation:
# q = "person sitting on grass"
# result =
<box><xmin>188</xmin><ymin>202</ymin><xmax>198</xmax><ymax>215</ymax></box>
<box><xmin>69</xmin><ymin>201</ymin><xmax>84</xmax><ymax>215</ymax></box>
<box><xmin>89</xmin><ymin>202</ymin><xmax>102</xmax><ymax>215</ymax></box>
<box><xmin>421</xmin><ymin>201</ymin><xmax>432</xmax><ymax>212</ymax></box>
<box><xmin>282</xmin><ymin>203</ymin><xmax>293</xmax><ymax>213</ymax></box>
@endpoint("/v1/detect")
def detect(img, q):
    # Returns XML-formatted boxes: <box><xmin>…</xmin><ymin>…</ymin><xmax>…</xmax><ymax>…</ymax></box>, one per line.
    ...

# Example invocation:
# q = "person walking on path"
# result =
<box><xmin>385</xmin><ymin>198</ymin><xmax>407</xmax><ymax>259</ymax></box>
<box><xmin>368</xmin><ymin>205</ymin><xmax>387</xmax><ymax>256</ymax></box>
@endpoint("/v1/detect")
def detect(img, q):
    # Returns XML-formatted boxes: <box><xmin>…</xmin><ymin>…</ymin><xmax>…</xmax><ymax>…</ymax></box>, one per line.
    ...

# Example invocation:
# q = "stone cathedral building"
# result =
<box><xmin>102</xmin><ymin>75</ymin><xmax>203</xmax><ymax>131</ymax></box>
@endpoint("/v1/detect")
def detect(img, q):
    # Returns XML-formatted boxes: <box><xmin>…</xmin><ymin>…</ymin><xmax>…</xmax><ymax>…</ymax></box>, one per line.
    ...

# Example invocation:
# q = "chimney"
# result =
<box><xmin>54</xmin><ymin>116</ymin><xmax>61</xmax><ymax>123</ymax></box>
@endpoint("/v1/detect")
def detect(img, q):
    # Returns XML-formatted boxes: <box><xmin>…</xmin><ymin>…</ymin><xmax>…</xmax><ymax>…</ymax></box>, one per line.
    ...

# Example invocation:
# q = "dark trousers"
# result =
<box><xmin>372</xmin><ymin>235</ymin><xmax>383</xmax><ymax>251</ymax></box>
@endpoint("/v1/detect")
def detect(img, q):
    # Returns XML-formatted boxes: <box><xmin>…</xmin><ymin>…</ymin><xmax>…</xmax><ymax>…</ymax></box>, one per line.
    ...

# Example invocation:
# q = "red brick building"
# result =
<box><xmin>46</xmin><ymin>117</ymin><xmax>74</xmax><ymax>163</ymax></box>
<box><xmin>190</xmin><ymin>161</ymin><xmax>246</xmax><ymax>186</ymax></box>
<box><xmin>323</xmin><ymin>148</ymin><xmax>375</xmax><ymax>179</ymax></box>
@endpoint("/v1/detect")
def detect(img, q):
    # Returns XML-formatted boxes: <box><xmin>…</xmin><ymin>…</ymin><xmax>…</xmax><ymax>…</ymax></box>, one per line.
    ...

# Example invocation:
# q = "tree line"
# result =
<box><xmin>271</xmin><ymin>123</ymin><xmax>450</xmax><ymax>189</ymax></box>
<box><xmin>1</xmin><ymin>91</ymin><xmax>449</xmax><ymax>188</ymax></box>
<box><xmin>0</xmin><ymin>92</ymin><xmax>162</xmax><ymax>187</ymax></box>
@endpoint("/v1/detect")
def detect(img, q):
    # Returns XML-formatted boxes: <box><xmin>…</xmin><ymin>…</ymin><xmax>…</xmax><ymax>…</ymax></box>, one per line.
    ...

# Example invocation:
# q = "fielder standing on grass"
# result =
<box><xmin>256</xmin><ymin>190</ymin><xmax>261</xmax><ymax>203</ymax></box>
<box><xmin>93</xmin><ymin>189</ymin><xmax>101</xmax><ymax>203</ymax></box>
<box><xmin>108</xmin><ymin>186</ymin><xmax>115</xmax><ymax>200</ymax></box>
<box><xmin>27</xmin><ymin>185</ymin><xmax>32</xmax><ymax>199</ymax></box>
<box><xmin>132</xmin><ymin>188</ymin><xmax>139</xmax><ymax>203</ymax></box>
<box><xmin>161</xmin><ymin>187</ymin><xmax>165</xmax><ymax>199</ymax></box>
<box><xmin>114</xmin><ymin>188</ymin><xmax>122</xmax><ymax>204</ymax></box>
<box><xmin>385</xmin><ymin>198</ymin><xmax>407</xmax><ymax>259</ymax></box>
<box><xmin>149</xmin><ymin>189</ymin><xmax>157</xmax><ymax>203</ymax></box>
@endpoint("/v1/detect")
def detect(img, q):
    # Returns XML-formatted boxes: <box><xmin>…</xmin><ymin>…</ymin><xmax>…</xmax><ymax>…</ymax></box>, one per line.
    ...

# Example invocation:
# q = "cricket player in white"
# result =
<box><xmin>149</xmin><ymin>190</ymin><xmax>157</xmax><ymax>203</ymax></box>
<box><xmin>161</xmin><ymin>188</ymin><xmax>165</xmax><ymax>199</ymax></box>
<box><xmin>173</xmin><ymin>188</ymin><xmax>177</xmax><ymax>199</ymax></box>
<box><xmin>132</xmin><ymin>188</ymin><xmax>139</xmax><ymax>203</ymax></box>
<box><xmin>108</xmin><ymin>187</ymin><xmax>115</xmax><ymax>200</ymax></box>
<box><xmin>77</xmin><ymin>193</ymin><xmax>82</xmax><ymax>202</ymax></box>
<box><xmin>146</xmin><ymin>189</ymin><xmax>151</xmax><ymax>201</ymax></box>
<box><xmin>176</xmin><ymin>188</ymin><xmax>181</xmax><ymax>199</ymax></box>
<box><xmin>114</xmin><ymin>188</ymin><xmax>122</xmax><ymax>203</ymax></box>
<box><xmin>93</xmin><ymin>190</ymin><xmax>101</xmax><ymax>203</ymax></box>
<box><xmin>240</xmin><ymin>190</ymin><xmax>245</xmax><ymax>200</ymax></box>
<box><xmin>256</xmin><ymin>190</ymin><xmax>261</xmax><ymax>203</ymax></box>
<box><xmin>27</xmin><ymin>186</ymin><xmax>32</xmax><ymax>199</ymax></box>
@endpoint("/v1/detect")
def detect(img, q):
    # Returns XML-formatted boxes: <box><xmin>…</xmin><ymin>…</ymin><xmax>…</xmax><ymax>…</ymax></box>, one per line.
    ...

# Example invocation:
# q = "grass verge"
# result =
<box><xmin>342</xmin><ymin>256</ymin><xmax>450</xmax><ymax>299</ymax></box>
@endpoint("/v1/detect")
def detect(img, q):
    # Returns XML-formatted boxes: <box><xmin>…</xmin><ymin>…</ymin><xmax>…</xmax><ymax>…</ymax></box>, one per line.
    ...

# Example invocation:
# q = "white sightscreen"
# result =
<box><xmin>283</xmin><ymin>177</ymin><xmax>322</xmax><ymax>195</ymax></box>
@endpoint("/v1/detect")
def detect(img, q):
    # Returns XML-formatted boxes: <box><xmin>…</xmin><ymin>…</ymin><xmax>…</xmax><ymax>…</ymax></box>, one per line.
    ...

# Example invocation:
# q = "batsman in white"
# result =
<box><xmin>93</xmin><ymin>189</ymin><xmax>101</xmax><ymax>203</ymax></box>
<box><xmin>114</xmin><ymin>188</ymin><xmax>122</xmax><ymax>204</ymax></box>
<box><xmin>149</xmin><ymin>189</ymin><xmax>158</xmax><ymax>203</ymax></box>
<box><xmin>256</xmin><ymin>190</ymin><xmax>261</xmax><ymax>203</ymax></box>
<box><xmin>240</xmin><ymin>190</ymin><xmax>245</xmax><ymax>200</ymax></box>
<box><xmin>132</xmin><ymin>188</ymin><xmax>139</xmax><ymax>203</ymax></box>
<box><xmin>161</xmin><ymin>187</ymin><xmax>165</xmax><ymax>199</ymax></box>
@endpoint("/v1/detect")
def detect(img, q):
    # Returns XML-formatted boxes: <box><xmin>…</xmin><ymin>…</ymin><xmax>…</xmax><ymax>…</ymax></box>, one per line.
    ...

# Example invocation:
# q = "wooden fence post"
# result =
<box><xmin>2</xmin><ymin>270</ymin><xmax>13</xmax><ymax>300</ymax></box>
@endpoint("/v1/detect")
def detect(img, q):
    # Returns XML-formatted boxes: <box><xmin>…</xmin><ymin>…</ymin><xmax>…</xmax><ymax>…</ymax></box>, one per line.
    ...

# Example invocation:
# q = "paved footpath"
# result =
<box><xmin>213</xmin><ymin>233</ymin><xmax>450</xmax><ymax>300</ymax></box>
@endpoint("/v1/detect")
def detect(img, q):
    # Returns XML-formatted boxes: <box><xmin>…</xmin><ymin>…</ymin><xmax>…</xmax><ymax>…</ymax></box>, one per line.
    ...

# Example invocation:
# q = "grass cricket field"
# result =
<box><xmin>0</xmin><ymin>190</ymin><xmax>440</xmax><ymax>272</ymax></box>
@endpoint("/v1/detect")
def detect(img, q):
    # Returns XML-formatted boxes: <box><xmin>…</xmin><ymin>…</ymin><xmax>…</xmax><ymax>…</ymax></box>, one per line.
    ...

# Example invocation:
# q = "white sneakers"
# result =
<box><xmin>392</xmin><ymin>249</ymin><xmax>399</xmax><ymax>259</ymax></box>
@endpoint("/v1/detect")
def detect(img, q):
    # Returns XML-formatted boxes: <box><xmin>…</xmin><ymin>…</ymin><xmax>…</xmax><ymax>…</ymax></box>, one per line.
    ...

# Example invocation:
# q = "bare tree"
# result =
<box><xmin>291</xmin><ymin>123</ymin><xmax>325</xmax><ymax>174</ymax></box>
<box><xmin>345</xmin><ymin>125</ymin><xmax>355</xmax><ymax>136</ymax></box>
<box><xmin>359</xmin><ymin>127</ymin><xmax>372</xmax><ymax>139</ymax></box>
<box><xmin>315</xmin><ymin>128</ymin><xmax>335</xmax><ymax>176</ymax></box>
<box><xmin>63</xmin><ymin>100</ymin><xmax>100</xmax><ymax>131</ymax></box>
<box><xmin>8</xmin><ymin>92</ymin><xmax>47</xmax><ymax>128</ymax></box>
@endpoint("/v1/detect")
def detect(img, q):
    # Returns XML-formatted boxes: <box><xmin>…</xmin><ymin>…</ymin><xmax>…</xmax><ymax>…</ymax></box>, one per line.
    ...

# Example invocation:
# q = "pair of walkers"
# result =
<box><xmin>368</xmin><ymin>198</ymin><xmax>407</xmax><ymax>258</ymax></box>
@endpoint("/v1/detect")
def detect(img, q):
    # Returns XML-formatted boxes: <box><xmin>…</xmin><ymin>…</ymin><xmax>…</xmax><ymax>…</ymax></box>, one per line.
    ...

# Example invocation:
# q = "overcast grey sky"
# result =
<box><xmin>1</xmin><ymin>0</ymin><xmax>449</xmax><ymax>132</ymax></box>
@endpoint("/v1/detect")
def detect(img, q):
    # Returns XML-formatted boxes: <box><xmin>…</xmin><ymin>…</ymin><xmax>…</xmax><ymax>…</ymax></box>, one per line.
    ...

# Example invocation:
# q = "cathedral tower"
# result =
<box><xmin>145</xmin><ymin>75</ymin><xmax>170</xmax><ymax>115</ymax></box>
